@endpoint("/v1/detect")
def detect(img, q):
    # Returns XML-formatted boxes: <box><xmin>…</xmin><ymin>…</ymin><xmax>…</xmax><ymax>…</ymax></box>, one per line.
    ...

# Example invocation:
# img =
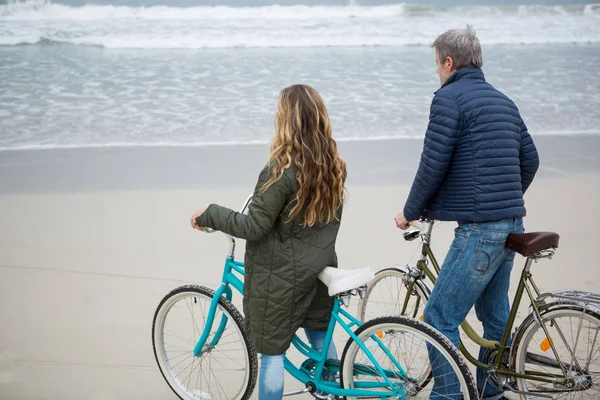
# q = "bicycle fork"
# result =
<box><xmin>193</xmin><ymin>284</ymin><xmax>233</xmax><ymax>356</ymax></box>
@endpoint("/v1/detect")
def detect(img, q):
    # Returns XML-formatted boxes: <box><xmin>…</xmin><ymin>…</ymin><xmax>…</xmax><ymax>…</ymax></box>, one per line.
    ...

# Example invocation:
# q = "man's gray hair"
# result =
<box><xmin>432</xmin><ymin>25</ymin><xmax>483</xmax><ymax>69</ymax></box>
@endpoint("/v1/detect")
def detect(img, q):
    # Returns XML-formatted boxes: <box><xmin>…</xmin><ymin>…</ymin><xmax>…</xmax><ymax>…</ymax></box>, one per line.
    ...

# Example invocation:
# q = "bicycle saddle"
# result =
<box><xmin>505</xmin><ymin>232</ymin><xmax>559</xmax><ymax>257</ymax></box>
<box><xmin>318</xmin><ymin>267</ymin><xmax>375</xmax><ymax>297</ymax></box>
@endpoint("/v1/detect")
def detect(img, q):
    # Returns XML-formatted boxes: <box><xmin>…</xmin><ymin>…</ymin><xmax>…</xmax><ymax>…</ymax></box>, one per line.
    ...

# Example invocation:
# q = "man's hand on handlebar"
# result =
<box><xmin>394</xmin><ymin>210</ymin><xmax>410</xmax><ymax>230</ymax></box>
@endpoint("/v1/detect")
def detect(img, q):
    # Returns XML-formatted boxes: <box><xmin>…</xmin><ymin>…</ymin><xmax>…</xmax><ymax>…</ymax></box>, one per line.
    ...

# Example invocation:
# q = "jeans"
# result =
<box><xmin>258</xmin><ymin>328</ymin><xmax>338</xmax><ymax>400</ymax></box>
<box><xmin>423</xmin><ymin>217</ymin><xmax>524</xmax><ymax>400</ymax></box>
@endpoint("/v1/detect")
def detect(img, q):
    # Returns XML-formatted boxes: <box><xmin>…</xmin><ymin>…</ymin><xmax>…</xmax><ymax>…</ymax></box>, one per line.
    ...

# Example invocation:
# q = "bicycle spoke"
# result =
<box><xmin>172</xmin><ymin>352</ymin><xmax>196</xmax><ymax>374</ymax></box>
<box><xmin>209</xmin><ymin>356</ymin><xmax>229</xmax><ymax>400</ymax></box>
<box><xmin>164</xmin><ymin>351</ymin><xmax>194</xmax><ymax>362</ymax></box>
<box><xmin>557</xmin><ymin>315</ymin><xmax>585</xmax><ymax>373</ymax></box>
<box><xmin>194</xmin><ymin>354</ymin><xmax>202</xmax><ymax>393</ymax></box>
<box><xmin>185</xmin><ymin>297</ymin><xmax>202</xmax><ymax>339</ymax></box>
<box><xmin>585</xmin><ymin>325</ymin><xmax>598</xmax><ymax>371</ymax></box>
<box><xmin>164</xmin><ymin>332</ymin><xmax>196</xmax><ymax>346</ymax></box>
<box><xmin>184</xmin><ymin>356</ymin><xmax>199</xmax><ymax>389</ymax></box>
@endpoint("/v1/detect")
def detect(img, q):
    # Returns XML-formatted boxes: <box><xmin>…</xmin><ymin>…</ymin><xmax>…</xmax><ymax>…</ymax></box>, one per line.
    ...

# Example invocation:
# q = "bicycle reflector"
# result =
<box><xmin>540</xmin><ymin>337</ymin><xmax>553</xmax><ymax>352</ymax></box>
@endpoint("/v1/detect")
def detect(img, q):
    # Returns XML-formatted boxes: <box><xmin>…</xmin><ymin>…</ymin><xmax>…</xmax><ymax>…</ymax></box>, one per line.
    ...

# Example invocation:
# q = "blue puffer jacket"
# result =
<box><xmin>403</xmin><ymin>68</ymin><xmax>539</xmax><ymax>223</ymax></box>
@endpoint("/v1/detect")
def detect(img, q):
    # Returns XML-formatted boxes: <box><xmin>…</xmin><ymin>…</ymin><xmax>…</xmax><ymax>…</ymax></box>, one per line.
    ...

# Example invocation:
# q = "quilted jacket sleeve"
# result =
<box><xmin>196</xmin><ymin>165</ymin><xmax>291</xmax><ymax>241</ymax></box>
<box><xmin>518</xmin><ymin>121</ymin><xmax>539</xmax><ymax>194</ymax></box>
<box><xmin>403</xmin><ymin>91</ymin><xmax>461</xmax><ymax>221</ymax></box>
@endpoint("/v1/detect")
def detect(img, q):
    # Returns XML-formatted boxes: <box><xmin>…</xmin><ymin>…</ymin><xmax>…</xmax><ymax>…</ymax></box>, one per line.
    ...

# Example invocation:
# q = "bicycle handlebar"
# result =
<box><xmin>409</xmin><ymin>220</ymin><xmax>425</xmax><ymax>230</ymax></box>
<box><xmin>203</xmin><ymin>195</ymin><xmax>253</xmax><ymax>234</ymax></box>
<box><xmin>206</xmin><ymin>197</ymin><xmax>423</xmax><ymax>232</ymax></box>
<box><xmin>200</xmin><ymin>195</ymin><xmax>254</xmax><ymax>258</ymax></box>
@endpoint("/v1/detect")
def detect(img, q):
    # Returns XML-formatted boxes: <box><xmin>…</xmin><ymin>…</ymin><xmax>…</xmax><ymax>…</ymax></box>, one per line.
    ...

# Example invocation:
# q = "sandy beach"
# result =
<box><xmin>1</xmin><ymin>136</ymin><xmax>600</xmax><ymax>399</ymax></box>
<box><xmin>2</xmin><ymin>0</ymin><xmax>600</xmax><ymax>397</ymax></box>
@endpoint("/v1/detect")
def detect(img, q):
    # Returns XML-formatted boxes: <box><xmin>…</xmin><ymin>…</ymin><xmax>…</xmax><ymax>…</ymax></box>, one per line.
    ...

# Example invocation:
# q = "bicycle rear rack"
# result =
<box><xmin>537</xmin><ymin>290</ymin><xmax>600</xmax><ymax>314</ymax></box>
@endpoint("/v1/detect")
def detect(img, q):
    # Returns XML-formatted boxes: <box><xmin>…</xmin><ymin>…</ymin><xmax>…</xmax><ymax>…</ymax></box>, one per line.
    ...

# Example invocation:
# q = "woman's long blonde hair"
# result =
<box><xmin>261</xmin><ymin>84</ymin><xmax>347</xmax><ymax>227</ymax></box>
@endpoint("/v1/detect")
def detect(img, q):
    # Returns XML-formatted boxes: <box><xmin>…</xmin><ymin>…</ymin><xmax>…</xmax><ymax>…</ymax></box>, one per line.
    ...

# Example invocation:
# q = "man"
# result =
<box><xmin>394</xmin><ymin>26</ymin><xmax>540</xmax><ymax>400</ymax></box>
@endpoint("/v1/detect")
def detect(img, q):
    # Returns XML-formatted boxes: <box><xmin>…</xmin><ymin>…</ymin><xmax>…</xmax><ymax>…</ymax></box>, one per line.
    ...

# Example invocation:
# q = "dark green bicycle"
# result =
<box><xmin>358</xmin><ymin>220</ymin><xmax>600</xmax><ymax>399</ymax></box>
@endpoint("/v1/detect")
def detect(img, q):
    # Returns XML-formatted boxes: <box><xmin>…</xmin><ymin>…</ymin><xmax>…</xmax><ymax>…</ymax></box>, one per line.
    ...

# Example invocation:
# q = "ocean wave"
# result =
<box><xmin>1</xmin><ymin>1</ymin><xmax>599</xmax><ymax>48</ymax></box>
<box><xmin>1</xmin><ymin>2</ymin><xmax>599</xmax><ymax>21</ymax></box>
<box><xmin>4</xmin><ymin>2</ymin><xmax>421</xmax><ymax>20</ymax></box>
<box><xmin>3</xmin><ymin>35</ymin><xmax>600</xmax><ymax>49</ymax></box>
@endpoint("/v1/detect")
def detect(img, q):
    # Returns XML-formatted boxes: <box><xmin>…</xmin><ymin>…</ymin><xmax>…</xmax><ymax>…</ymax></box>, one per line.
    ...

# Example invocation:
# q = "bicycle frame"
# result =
<box><xmin>404</xmin><ymin>221</ymin><xmax>573</xmax><ymax>384</ymax></box>
<box><xmin>192</xmin><ymin>256</ymin><xmax>410</xmax><ymax>398</ymax></box>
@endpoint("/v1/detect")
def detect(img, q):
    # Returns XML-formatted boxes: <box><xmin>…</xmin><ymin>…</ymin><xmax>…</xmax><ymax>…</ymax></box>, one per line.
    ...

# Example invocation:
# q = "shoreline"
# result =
<box><xmin>2</xmin><ymin>134</ymin><xmax>600</xmax><ymax>194</ymax></box>
<box><xmin>2</xmin><ymin>129</ymin><xmax>600</xmax><ymax>152</ymax></box>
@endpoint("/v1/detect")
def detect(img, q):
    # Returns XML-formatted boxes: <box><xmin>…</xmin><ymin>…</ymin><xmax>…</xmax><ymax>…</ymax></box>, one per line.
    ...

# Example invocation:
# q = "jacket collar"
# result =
<box><xmin>435</xmin><ymin>67</ymin><xmax>485</xmax><ymax>93</ymax></box>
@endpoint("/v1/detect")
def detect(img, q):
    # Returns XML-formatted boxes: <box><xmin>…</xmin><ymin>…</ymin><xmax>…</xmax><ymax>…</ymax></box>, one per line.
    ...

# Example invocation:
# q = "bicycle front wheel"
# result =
<box><xmin>152</xmin><ymin>285</ymin><xmax>257</xmax><ymax>400</ymax></box>
<box><xmin>511</xmin><ymin>305</ymin><xmax>600</xmax><ymax>399</ymax></box>
<box><xmin>358</xmin><ymin>267</ymin><xmax>429</xmax><ymax>323</ymax></box>
<box><xmin>340</xmin><ymin>316</ymin><xmax>478</xmax><ymax>399</ymax></box>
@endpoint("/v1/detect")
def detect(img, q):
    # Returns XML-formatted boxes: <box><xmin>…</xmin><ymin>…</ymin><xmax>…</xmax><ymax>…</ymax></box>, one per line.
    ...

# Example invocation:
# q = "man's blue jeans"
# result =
<box><xmin>258</xmin><ymin>328</ymin><xmax>338</xmax><ymax>400</ymax></box>
<box><xmin>423</xmin><ymin>217</ymin><xmax>524</xmax><ymax>400</ymax></box>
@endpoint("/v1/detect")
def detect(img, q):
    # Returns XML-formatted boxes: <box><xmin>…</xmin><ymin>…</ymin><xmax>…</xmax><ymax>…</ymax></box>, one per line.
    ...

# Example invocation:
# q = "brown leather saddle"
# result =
<box><xmin>505</xmin><ymin>232</ymin><xmax>559</xmax><ymax>257</ymax></box>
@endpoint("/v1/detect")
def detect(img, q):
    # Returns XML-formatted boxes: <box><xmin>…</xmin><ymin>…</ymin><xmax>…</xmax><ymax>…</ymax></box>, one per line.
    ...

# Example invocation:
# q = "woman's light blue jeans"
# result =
<box><xmin>258</xmin><ymin>328</ymin><xmax>338</xmax><ymax>400</ymax></box>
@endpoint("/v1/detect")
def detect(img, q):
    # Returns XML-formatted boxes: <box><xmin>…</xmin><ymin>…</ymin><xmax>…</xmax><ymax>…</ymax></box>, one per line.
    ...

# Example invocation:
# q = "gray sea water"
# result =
<box><xmin>1</xmin><ymin>0</ymin><xmax>599</xmax><ymax>150</ymax></box>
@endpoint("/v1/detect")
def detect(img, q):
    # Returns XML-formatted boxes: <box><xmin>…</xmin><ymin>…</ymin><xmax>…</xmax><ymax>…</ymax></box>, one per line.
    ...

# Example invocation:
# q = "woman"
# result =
<box><xmin>190</xmin><ymin>84</ymin><xmax>347</xmax><ymax>399</ymax></box>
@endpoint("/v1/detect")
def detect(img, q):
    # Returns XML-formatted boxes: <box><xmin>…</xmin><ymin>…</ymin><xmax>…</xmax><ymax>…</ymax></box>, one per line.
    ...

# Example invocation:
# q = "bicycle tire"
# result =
<box><xmin>152</xmin><ymin>284</ymin><xmax>258</xmax><ymax>400</ymax></box>
<box><xmin>340</xmin><ymin>315</ymin><xmax>478</xmax><ymax>399</ymax></box>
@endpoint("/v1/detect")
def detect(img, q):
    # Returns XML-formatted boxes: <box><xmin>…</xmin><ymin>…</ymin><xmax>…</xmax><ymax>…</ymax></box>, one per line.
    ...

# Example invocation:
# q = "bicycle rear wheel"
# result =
<box><xmin>152</xmin><ymin>285</ymin><xmax>257</xmax><ymax>400</ymax></box>
<box><xmin>511</xmin><ymin>305</ymin><xmax>600</xmax><ymax>399</ymax></box>
<box><xmin>340</xmin><ymin>316</ymin><xmax>478</xmax><ymax>399</ymax></box>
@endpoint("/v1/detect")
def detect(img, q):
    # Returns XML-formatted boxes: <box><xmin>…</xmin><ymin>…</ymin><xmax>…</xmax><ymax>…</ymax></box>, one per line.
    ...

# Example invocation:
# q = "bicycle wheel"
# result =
<box><xmin>152</xmin><ymin>285</ymin><xmax>257</xmax><ymax>400</ymax></box>
<box><xmin>511</xmin><ymin>305</ymin><xmax>600</xmax><ymax>399</ymax></box>
<box><xmin>357</xmin><ymin>267</ymin><xmax>429</xmax><ymax>323</ymax></box>
<box><xmin>340</xmin><ymin>316</ymin><xmax>478</xmax><ymax>399</ymax></box>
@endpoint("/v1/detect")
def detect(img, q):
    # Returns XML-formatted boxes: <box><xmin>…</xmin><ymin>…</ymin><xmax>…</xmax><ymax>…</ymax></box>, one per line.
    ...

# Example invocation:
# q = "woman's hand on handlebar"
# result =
<box><xmin>190</xmin><ymin>208</ymin><xmax>207</xmax><ymax>231</ymax></box>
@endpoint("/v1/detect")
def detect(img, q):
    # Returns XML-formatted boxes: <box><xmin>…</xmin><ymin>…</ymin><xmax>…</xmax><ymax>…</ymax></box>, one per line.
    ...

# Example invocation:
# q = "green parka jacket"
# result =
<box><xmin>196</xmin><ymin>163</ymin><xmax>342</xmax><ymax>355</ymax></box>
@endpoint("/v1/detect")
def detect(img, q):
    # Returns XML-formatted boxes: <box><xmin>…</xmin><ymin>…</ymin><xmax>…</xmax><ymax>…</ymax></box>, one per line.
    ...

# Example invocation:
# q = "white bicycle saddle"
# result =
<box><xmin>318</xmin><ymin>267</ymin><xmax>374</xmax><ymax>297</ymax></box>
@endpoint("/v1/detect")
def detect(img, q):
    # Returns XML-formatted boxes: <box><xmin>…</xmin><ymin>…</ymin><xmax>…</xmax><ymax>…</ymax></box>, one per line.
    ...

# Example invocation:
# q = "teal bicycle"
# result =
<box><xmin>152</xmin><ymin>196</ymin><xmax>478</xmax><ymax>399</ymax></box>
